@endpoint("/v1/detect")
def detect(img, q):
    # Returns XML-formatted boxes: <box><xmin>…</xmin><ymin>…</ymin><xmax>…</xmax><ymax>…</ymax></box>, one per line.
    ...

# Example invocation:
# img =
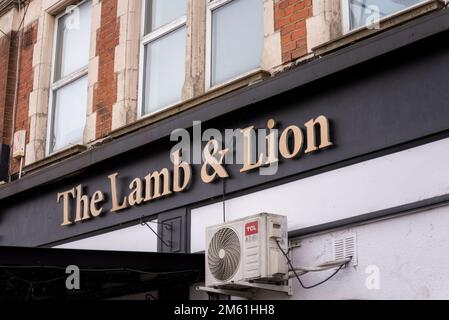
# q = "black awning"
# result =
<box><xmin>0</xmin><ymin>246</ymin><xmax>204</xmax><ymax>300</ymax></box>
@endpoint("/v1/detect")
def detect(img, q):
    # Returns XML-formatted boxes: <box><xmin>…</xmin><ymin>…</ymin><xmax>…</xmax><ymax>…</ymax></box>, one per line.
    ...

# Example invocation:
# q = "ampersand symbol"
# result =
<box><xmin>201</xmin><ymin>140</ymin><xmax>230</xmax><ymax>184</ymax></box>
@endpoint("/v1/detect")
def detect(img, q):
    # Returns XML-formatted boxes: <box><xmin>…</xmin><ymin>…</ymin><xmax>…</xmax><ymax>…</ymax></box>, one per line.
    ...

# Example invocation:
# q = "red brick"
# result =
<box><xmin>282</xmin><ymin>42</ymin><xmax>297</xmax><ymax>54</ymax></box>
<box><xmin>294</xmin><ymin>2</ymin><xmax>306</xmax><ymax>11</ymax></box>
<box><xmin>9</xmin><ymin>22</ymin><xmax>38</xmax><ymax>174</ymax></box>
<box><xmin>93</xmin><ymin>0</ymin><xmax>119</xmax><ymax>139</ymax></box>
<box><xmin>290</xmin><ymin>9</ymin><xmax>310</xmax><ymax>22</ymax></box>
<box><xmin>291</xmin><ymin>27</ymin><xmax>306</xmax><ymax>41</ymax></box>
<box><xmin>282</xmin><ymin>22</ymin><xmax>297</xmax><ymax>34</ymax></box>
<box><xmin>291</xmin><ymin>47</ymin><xmax>307</xmax><ymax>60</ymax></box>
<box><xmin>0</xmin><ymin>35</ymin><xmax>12</xmax><ymax>146</ymax></box>
<box><xmin>275</xmin><ymin>0</ymin><xmax>313</xmax><ymax>63</ymax></box>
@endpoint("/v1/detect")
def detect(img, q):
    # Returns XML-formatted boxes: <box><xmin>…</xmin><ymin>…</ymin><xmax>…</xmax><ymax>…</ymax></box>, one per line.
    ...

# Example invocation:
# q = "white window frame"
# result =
<box><xmin>138</xmin><ymin>0</ymin><xmax>188</xmax><ymax>119</ymax></box>
<box><xmin>205</xmin><ymin>0</ymin><xmax>262</xmax><ymax>91</ymax></box>
<box><xmin>341</xmin><ymin>0</ymin><xmax>433</xmax><ymax>34</ymax></box>
<box><xmin>341</xmin><ymin>0</ymin><xmax>351</xmax><ymax>34</ymax></box>
<box><xmin>46</xmin><ymin>0</ymin><xmax>90</xmax><ymax>156</ymax></box>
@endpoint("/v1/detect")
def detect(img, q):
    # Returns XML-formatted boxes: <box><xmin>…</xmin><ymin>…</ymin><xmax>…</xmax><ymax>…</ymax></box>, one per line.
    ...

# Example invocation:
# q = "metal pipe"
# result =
<box><xmin>8</xmin><ymin>0</ymin><xmax>24</xmax><ymax>182</ymax></box>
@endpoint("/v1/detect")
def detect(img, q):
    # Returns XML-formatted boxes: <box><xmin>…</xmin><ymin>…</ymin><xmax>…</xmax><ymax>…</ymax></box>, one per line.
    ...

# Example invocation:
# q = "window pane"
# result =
<box><xmin>349</xmin><ymin>0</ymin><xmax>426</xmax><ymax>29</ymax></box>
<box><xmin>51</xmin><ymin>76</ymin><xmax>88</xmax><ymax>153</ymax></box>
<box><xmin>144</xmin><ymin>0</ymin><xmax>187</xmax><ymax>34</ymax></box>
<box><xmin>142</xmin><ymin>27</ymin><xmax>186</xmax><ymax>115</ymax></box>
<box><xmin>54</xmin><ymin>1</ymin><xmax>91</xmax><ymax>80</ymax></box>
<box><xmin>211</xmin><ymin>0</ymin><xmax>264</xmax><ymax>87</ymax></box>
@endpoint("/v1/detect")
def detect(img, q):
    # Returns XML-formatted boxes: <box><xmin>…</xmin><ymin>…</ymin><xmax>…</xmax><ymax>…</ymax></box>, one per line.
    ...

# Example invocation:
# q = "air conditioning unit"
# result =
<box><xmin>205</xmin><ymin>213</ymin><xmax>288</xmax><ymax>289</ymax></box>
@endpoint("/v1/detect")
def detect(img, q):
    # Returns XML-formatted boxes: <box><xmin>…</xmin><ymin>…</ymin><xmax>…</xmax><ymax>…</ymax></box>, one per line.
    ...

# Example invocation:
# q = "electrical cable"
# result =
<box><xmin>290</xmin><ymin>258</ymin><xmax>352</xmax><ymax>276</ymax></box>
<box><xmin>17</xmin><ymin>0</ymin><xmax>31</xmax><ymax>32</ymax></box>
<box><xmin>220</xmin><ymin>135</ymin><xmax>236</xmax><ymax>224</ymax></box>
<box><xmin>222</xmin><ymin>178</ymin><xmax>226</xmax><ymax>223</ymax></box>
<box><xmin>0</xmin><ymin>28</ymin><xmax>9</xmax><ymax>38</ymax></box>
<box><xmin>9</xmin><ymin>0</ymin><xmax>31</xmax><ymax>181</ymax></box>
<box><xmin>1</xmin><ymin>265</ymin><xmax>199</xmax><ymax>276</ymax></box>
<box><xmin>275</xmin><ymin>239</ymin><xmax>350</xmax><ymax>290</ymax></box>
<box><xmin>0</xmin><ymin>0</ymin><xmax>30</xmax><ymax>38</ymax></box>
<box><xmin>1</xmin><ymin>266</ymin><xmax>200</xmax><ymax>289</ymax></box>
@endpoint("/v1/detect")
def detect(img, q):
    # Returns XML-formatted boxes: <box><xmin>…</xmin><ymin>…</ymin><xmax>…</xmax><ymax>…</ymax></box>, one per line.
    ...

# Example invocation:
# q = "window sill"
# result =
<box><xmin>23</xmin><ymin>144</ymin><xmax>87</xmax><ymax>175</ymax></box>
<box><xmin>110</xmin><ymin>69</ymin><xmax>270</xmax><ymax>139</ymax></box>
<box><xmin>313</xmin><ymin>0</ymin><xmax>444</xmax><ymax>56</ymax></box>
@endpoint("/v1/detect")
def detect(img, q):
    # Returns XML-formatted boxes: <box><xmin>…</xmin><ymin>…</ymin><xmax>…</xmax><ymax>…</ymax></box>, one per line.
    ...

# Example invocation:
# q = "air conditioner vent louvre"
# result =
<box><xmin>333</xmin><ymin>234</ymin><xmax>357</xmax><ymax>266</ymax></box>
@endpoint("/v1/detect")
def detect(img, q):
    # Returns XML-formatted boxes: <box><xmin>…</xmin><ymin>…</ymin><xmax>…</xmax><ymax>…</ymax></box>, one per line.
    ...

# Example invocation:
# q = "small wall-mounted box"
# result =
<box><xmin>12</xmin><ymin>130</ymin><xmax>26</xmax><ymax>159</ymax></box>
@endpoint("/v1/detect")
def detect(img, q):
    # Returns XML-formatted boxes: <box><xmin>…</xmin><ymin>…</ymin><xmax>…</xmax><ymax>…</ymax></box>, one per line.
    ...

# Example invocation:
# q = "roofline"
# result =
<box><xmin>1</xmin><ymin>7</ymin><xmax>449</xmax><ymax>201</ymax></box>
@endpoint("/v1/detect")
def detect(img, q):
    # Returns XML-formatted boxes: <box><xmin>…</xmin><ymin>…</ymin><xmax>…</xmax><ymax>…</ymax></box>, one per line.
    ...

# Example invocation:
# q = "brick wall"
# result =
<box><xmin>11</xmin><ymin>22</ymin><xmax>38</xmax><ymax>173</ymax></box>
<box><xmin>0</xmin><ymin>32</ymin><xmax>19</xmax><ymax>147</ymax></box>
<box><xmin>1</xmin><ymin>0</ymin><xmax>311</xmax><ymax>178</ymax></box>
<box><xmin>93</xmin><ymin>0</ymin><xmax>120</xmax><ymax>139</ymax></box>
<box><xmin>0</xmin><ymin>34</ymin><xmax>12</xmax><ymax>146</ymax></box>
<box><xmin>3</xmin><ymin>33</ymin><xmax>18</xmax><ymax>147</ymax></box>
<box><xmin>275</xmin><ymin>0</ymin><xmax>313</xmax><ymax>63</ymax></box>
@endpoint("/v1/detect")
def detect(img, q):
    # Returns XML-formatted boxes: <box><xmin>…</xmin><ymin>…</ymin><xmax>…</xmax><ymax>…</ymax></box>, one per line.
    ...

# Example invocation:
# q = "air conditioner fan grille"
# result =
<box><xmin>208</xmin><ymin>227</ymin><xmax>241</xmax><ymax>282</ymax></box>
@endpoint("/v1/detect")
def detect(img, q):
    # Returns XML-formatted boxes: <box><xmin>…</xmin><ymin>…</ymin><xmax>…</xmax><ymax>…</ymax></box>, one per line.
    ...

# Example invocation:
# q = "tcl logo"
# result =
<box><xmin>245</xmin><ymin>221</ymin><xmax>259</xmax><ymax>236</ymax></box>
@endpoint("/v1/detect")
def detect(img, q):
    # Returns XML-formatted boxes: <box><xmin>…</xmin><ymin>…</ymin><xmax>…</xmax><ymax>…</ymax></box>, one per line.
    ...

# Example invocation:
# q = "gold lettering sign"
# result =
<box><xmin>57</xmin><ymin>116</ymin><xmax>333</xmax><ymax>227</ymax></box>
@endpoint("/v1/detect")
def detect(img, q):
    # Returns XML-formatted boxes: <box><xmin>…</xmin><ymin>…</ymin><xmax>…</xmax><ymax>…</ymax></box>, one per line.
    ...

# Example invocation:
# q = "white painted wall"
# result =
<box><xmin>193</xmin><ymin>204</ymin><xmax>449</xmax><ymax>300</ymax></box>
<box><xmin>260</xmin><ymin>204</ymin><xmax>449</xmax><ymax>300</ymax></box>
<box><xmin>55</xmin><ymin>222</ymin><xmax>158</xmax><ymax>252</ymax></box>
<box><xmin>191</xmin><ymin>137</ymin><xmax>449</xmax><ymax>299</ymax></box>
<box><xmin>191</xmin><ymin>137</ymin><xmax>449</xmax><ymax>252</ymax></box>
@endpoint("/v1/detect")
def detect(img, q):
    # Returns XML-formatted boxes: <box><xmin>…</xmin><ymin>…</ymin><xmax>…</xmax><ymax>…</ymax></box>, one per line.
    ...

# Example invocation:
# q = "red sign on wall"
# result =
<box><xmin>245</xmin><ymin>221</ymin><xmax>259</xmax><ymax>236</ymax></box>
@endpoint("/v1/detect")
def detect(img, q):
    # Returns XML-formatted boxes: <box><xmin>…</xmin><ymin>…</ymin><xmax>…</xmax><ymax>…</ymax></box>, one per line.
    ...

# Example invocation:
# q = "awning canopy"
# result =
<box><xmin>0</xmin><ymin>246</ymin><xmax>204</xmax><ymax>300</ymax></box>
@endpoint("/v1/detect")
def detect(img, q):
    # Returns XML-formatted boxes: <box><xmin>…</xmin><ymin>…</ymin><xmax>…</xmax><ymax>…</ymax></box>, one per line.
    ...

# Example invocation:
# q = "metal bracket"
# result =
<box><xmin>197</xmin><ymin>279</ymin><xmax>293</xmax><ymax>299</ymax></box>
<box><xmin>233</xmin><ymin>280</ymin><xmax>293</xmax><ymax>296</ymax></box>
<box><xmin>140</xmin><ymin>217</ymin><xmax>173</xmax><ymax>249</ymax></box>
<box><xmin>289</xmin><ymin>239</ymin><xmax>302</xmax><ymax>249</ymax></box>
<box><xmin>196</xmin><ymin>286</ymin><xmax>255</xmax><ymax>300</ymax></box>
